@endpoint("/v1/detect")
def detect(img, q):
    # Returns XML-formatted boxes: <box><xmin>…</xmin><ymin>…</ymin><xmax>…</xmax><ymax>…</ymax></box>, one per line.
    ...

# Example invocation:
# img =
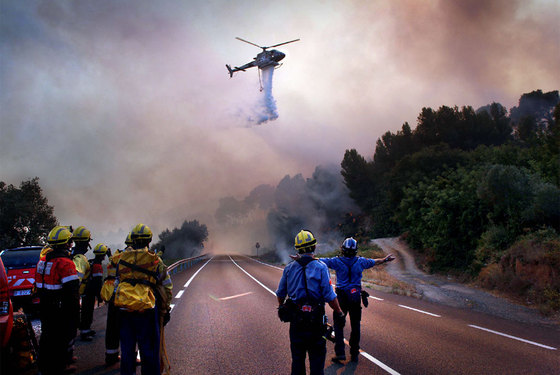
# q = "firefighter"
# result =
<box><xmin>113</xmin><ymin>224</ymin><xmax>172</xmax><ymax>375</ymax></box>
<box><xmin>319</xmin><ymin>238</ymin><xmax>394</xmax><ymax>363</ymax></box>
<box><xmin>79</xmin><ymin>243</ymin><xmax>108</xmax><ymax>341</ymax></box>
<box><xmin>72</xmin><ymin>226</ymin><xmax>92</xmax><ymax>283</ymax></box>
<box><xmin>35</xmin><ymin>226</ymin><xmax>80</xmax><ymax>374</ymax></box>
<box><xmin>276</xmin><ymin>230</ymin><xmax>345</xmax><ymax>375</ymax></box>
<box><xmin>100</xmin><ymin>233</ymin><xmax>132</xmax><ymax>365</ymax></box>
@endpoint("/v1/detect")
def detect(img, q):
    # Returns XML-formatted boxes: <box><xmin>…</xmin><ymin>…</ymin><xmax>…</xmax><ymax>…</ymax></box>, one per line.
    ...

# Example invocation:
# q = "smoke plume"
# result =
<box><xmin>213</xmin><ymin>164</ymin><xmax>359</xmax><ymax>261</ymax></box>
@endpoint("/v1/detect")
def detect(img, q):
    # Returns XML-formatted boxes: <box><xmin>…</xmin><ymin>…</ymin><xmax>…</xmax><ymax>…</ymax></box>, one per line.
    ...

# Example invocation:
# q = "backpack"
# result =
<box><xmin>113</xmin><ymin>250</ymin><xmax>159</xmax><ymax>312</ymax></box>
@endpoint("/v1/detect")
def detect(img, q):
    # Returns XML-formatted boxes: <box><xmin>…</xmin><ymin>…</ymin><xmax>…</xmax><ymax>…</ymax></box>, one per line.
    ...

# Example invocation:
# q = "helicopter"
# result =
<box><xmin>226</xmin><ymin>37</ymin><xmax>300</xmax><ymax>78</ymax></box>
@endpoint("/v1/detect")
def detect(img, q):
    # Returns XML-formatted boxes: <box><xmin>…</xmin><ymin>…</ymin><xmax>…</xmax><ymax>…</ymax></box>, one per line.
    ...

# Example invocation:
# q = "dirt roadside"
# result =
<box><xmin>370</xmin><ymin>237</ymin><xmax>559</xmax><ymax>329</ymax></box>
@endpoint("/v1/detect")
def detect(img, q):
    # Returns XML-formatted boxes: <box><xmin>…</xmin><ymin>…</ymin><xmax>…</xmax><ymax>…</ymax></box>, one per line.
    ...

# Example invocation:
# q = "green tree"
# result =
<box><xmin>398</xmin><ymin>167</ymin><xmax>489</xmax><ymax>271</ymax></box>
<box><xmin>0</xmin><ymin>178</ymin><xmax>57</xmax><ymax>249</ymax></box>
<box><xmin>151</xmin><ymin>220</ymin><xmax>208</xmax><ymax>259</ymax></box>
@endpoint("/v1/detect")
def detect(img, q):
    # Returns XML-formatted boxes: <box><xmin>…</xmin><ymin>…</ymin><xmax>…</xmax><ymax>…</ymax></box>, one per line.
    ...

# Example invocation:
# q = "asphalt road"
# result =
<box><xmin>69</xmin><ymin>254</ymin><xmax>559</xmax><ymax>375</ymax></box>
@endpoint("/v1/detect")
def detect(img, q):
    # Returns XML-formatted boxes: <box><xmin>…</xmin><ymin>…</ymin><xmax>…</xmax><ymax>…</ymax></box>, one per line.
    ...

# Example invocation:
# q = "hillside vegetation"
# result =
<box><xmin>341</xmin><ymin>90</ymin><xmax>560</xmax><ymax>314</ymax></box>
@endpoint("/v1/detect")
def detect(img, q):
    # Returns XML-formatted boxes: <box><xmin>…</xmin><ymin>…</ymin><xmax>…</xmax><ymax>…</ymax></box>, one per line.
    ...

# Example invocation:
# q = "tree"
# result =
<box><xmin>151</xmin><ymin>220</ymin><xmax>208</xmax><ymax>259</ymax></box>
<box><xmin>0</xmin><ymin>178</ymin><xmax>58</xmax><ymax>249</ymax></box>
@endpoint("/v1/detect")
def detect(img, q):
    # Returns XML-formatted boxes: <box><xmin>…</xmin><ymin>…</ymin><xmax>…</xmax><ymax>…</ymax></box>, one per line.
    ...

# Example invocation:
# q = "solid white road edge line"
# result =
<box><xmin>468</xmin><ymin>324</ymin><xmax>557</xmax><ymax>350</ymax></box>
<box><xmin>231</xmin><ymin>254</ymin><xmax>401</xmax><ymax>375</ymax></box>
<box><xmin>398</xmin><ymin>304</ymin><xmax>441</xmax><ymax>317</ymax></box>
<box><xmin>229</xmin><ymin>255</ymin><xmax>276</xmax><ymax>295</ymax></box>
<box><xmin>175</xmin><ymin>290</ymin><xmax>184</xmax><ymax>299</ymax></box>
<box><xmin>243</xmin><ymin>254</ymin><xmax>284</xmax><ymax>270</ymax></box>
<box><xmin>183</xmin><ymin>256</ymin><xmax>214</xmax><ymax>289</ymax></box>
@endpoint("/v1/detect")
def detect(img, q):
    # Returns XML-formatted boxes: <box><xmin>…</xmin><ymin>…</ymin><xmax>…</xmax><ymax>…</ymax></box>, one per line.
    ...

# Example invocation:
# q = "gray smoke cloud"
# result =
<box><xmin>213</xmin><ymin>164</ymin><xmax>358</xmax><ymax>261</ymax></box>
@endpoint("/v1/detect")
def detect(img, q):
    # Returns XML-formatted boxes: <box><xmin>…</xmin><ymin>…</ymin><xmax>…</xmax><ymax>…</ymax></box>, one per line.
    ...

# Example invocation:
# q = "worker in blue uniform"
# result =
<box><xmin>276</xmin><ymin>230</ymin><xmax>345</xmax><ymax>375</ymax></box>
<box><xmin>319</xmin><ymin>237</ymin><xmax>394</xmax><ymax>363</ymax></box>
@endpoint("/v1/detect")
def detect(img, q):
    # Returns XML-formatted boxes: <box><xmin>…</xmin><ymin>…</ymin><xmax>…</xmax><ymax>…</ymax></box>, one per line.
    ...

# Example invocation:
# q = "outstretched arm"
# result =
<box><xmin>374</xmin><ymin>253</ymin><xmax>395</xmax><ymax>265</ymax></box>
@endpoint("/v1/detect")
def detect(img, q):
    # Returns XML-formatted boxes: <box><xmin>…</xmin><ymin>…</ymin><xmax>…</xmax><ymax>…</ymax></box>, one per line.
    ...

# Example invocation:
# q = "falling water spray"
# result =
<box><xmin>255</xmin><ymin>66</ymin><xmax>278</xmax><ymax>124</ymax></box>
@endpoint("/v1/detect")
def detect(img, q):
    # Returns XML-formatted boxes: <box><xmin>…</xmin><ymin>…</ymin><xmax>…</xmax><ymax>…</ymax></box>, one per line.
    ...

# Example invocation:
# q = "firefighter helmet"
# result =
<box><xmin>131</xmin><ymin>223</ymin><xmax>152</xmax><ymax>241</ymax></box>
<box><xmin>294</xmin><ymin>230</ymin><xmax>317</xmax><ymax>253</ymax></box>
<box><xmin>47</xmin><ymin>226</ymin><xmax>73</xmax><ymax>245</ymax></box>
<box><xmin>93</xmin><ymin>243</ymin><xmax>109</xmax><ymax>255</ymax></box>
<box><xmin>341</xmin><ymin>237</ymin><xmax>358</xmax><ymax>256</ymax></box>
<box><xmin>73</xmin><ymin>226</ymin><xmax>92</xmax><ymax>242</ymax></box>
<box><xmin>125</xmin><ymin>232</ymin><xmax>133</xmax><ymax>245</ymax></box>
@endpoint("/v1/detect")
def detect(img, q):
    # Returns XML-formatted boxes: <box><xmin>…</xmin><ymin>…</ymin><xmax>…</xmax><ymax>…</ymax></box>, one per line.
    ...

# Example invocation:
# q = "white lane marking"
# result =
<box><xmin>468</xmin><ymin>324</ymin><xmax>557</xmax><ymax>350</ymax></box>
<box><xmin>244</xmin><ymin>255</ymin><xmax>284</xmax><ymax>270</ymax></box>
<box><xmin>343</xmin><ymin>339</ymin><xmax>402</xmax><ymax>375</ymax></box>
<box><xmin>232</xmin><ymin>254</ymin><xmax>401</xmax><ymax>375</ymax></box>
<box><xmin>220</xmin><ymin>291</ymin><xmax>253</xmax><ymax>301</ymax></box>
<box><xmin>229</xmin><ymin>255</ymin><xmax>276</xmax><ymax>295</ymax></box>
<box><xmin>170</xmin><ymin>304</ymin><xmax>175</xmax><ymax>311</ymax></box>
<box><xmin>398</xmin><ymin>304</ymin><xmax>441</xmax><ymax>317</ymax></box>
<box><xmin>370</xmin><ymin>296</ymin><xmax>384</xmax><ymax>301</ymax></box>
<box><xmin>175</xmin><ymin>290</ymin><xmax>184</xmax><ymax>299</ymax></box>
<box><xmin>183</xmin><ymin>256</ymin><xmax>214</xmax><ymax>289</ymax></box>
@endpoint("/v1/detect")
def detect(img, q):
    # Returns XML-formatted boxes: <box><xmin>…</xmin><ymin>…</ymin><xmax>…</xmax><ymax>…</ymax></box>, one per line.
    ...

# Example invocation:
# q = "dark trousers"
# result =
<box><xmin>334</xmin><ymin>291</ymin><xmax>362</xmax><ymax>357</ymax></box>
<box><xmin>119</xmin><ymin>308</ymin><xmax>160</xmax><ymax>375</ymax></box>
<box><xmin>39</xmin><ymin>306</ymin><xmax>72</xmax><ymax>374</ymax></box>
<box><xmin>105</xmin><ymin>302</ymin><xmax>119</xmax><ymax>355</ymax></box>
<box><xmin>289</xmin><ymin>321</ymin><xmax>326</xmax><ymax>375</ymax></box>
<box><xmin>80</xmin><ymin>293</ymin><xmax>96</xmax><ymax>331</ymax></box>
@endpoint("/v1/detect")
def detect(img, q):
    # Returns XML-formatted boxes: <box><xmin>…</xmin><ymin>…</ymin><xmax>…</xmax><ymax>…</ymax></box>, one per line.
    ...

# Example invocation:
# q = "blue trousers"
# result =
<box><xmin>289</xmin><ymin>321</ymin><xmax>326</xmax><ymax>375</ymax></box>
<box><xmin>119</xmin><ymin>309</ymin><xmax>160</xmax><ymax>375</ymax></box>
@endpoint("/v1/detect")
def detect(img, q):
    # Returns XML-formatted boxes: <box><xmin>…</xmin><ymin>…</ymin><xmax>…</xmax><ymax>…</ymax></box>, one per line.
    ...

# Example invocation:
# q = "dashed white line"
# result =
<box><xmin>370</xmin><ymin>296</ymin><xmax>384</xmax><ymax>301</ymax></box>
<box><xmin>468</xmin><ymin>324</ymin><xmax>557</xmax><ymax>350</ymax></box>
<box><xmin>170</xmin><ymin>304</ymin><xmax>175</xmax><ymax>311</ymax></box>
<box><xmin>398</xmin><ymin>304</ymin><xmax>441</xmax><ymax>317</ymax></box>
<box><xmin>175</xmin><ymin>290</ymin><xmax>184</xmax><ymax>299</ymax></box>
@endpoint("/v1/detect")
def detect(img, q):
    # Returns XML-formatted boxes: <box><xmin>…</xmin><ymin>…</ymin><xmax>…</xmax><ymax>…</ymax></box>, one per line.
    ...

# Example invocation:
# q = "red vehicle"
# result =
<box><xmin>0</xmin><ymin>256</ymin><xmax>14</xmax><ymax>349</ymax></box>
<box><xmin>0</xmin><ymin>246</ymin><xmax>42</xmax><ymax>310</ymax></box>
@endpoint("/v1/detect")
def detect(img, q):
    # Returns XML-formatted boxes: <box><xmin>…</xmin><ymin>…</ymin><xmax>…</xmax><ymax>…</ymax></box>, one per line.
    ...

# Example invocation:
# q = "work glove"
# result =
<box><xmin>361</xmin><ymin>291</ymin><xmax>370</xmax><ymax>308</ymax></box>
<box><xmin>163</xmin><ymin>311</ymin><xmax>171</xmax><ymax>326</ymax></box>
<box><xmin>333</xmin><ymin>311</ymin><xmax>346</xmax><ymax>327</ymax></box>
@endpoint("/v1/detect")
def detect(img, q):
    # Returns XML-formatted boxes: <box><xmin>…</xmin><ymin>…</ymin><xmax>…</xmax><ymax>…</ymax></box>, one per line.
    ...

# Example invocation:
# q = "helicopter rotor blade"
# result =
<box><xmin>266</xmin><ymin>39</ymin><xmax>300</xmax><ymax>49</ymax></box>
<box><xmin>235</xmin><ymin>37</ymin><xmax>264</xmax><ymax>49</ymax></box>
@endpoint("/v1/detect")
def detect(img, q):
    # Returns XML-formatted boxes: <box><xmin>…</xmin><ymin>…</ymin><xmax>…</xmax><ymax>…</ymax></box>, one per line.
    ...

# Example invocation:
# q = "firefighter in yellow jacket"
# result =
<box><xmin>100</xmin><ymin>233</ymin><xmax>132</xmax><ymax>365</ymax></box>
<box><xmin>113</xmin><ymin>224</ymin><xmax>172</xmax><ymax>375</ymax></box>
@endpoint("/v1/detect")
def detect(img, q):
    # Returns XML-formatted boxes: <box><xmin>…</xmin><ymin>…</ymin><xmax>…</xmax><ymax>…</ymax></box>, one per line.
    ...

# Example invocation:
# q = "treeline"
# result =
<box><xmin>341</xmin><ymin>90</ymin><xmax>560</xmax><ymax>274</ymax></box>
<box><xmin>0</xmin><ymin>177</ymin><xmax>208</xmax><ymax>260</ymax></box>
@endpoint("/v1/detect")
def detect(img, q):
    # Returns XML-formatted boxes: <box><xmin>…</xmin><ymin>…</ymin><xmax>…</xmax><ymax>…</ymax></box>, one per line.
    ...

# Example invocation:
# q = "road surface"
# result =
<box><xmin>69</xmin><ymin>254</ymin><xmax>559</xmax><ymax>375</ymax></box>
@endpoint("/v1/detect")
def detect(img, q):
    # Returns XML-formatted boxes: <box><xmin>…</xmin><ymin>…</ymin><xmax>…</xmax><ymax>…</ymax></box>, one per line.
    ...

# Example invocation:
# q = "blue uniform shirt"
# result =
<box><xmin>319</xmin><ymin>256</ymin><xmax>376</xmax><ymax>290</ymax></box>
<box><xmin>276</xmin><ymin>254</ymin><xmax>337</xmax><ymax>305</ymax></box>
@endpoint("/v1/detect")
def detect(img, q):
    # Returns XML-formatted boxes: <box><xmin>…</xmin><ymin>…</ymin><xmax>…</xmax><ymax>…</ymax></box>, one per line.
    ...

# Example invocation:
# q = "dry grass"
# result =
<box><xmin>477</xmin><ymin>232</ymin><xmax>560</xmax><ymax>316</ymax></box>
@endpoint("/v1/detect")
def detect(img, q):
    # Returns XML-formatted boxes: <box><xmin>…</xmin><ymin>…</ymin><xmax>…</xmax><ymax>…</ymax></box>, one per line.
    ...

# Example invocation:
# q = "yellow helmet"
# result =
<box><xmin>93</xmin><ymin>243</ymin><xmax>108</xmax><ymax>255</ymax></box>
<box><xmin>73</xmin><ymin>226</ymin><xmax>92</xmax><ymax>242</ymax></box>
<box><xmin>131</xmin><ymin>223</ymin><xmax>152</xmax><ymax>241</ymax></box>
<box><xmin>294</xmin><ymin>230</ymin><xmax>317</xmax><ymax>253</ymax></box>
<box><xmin>47</xmin><ymin>226</ymin><xmax>73</xmax><ymax>245</ymax></box>
<box><xmin>125</xmin><ymin>232</ymin><xmax>133</xmax><ymax>245</ymax></box>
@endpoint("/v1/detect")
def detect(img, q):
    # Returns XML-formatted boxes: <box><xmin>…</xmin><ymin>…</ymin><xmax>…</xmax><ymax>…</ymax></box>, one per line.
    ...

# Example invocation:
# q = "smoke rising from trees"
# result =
<box><xmin>214</xmin><ymin>164</ymin><xmax>358</xmax><ymax>262</ymax></box>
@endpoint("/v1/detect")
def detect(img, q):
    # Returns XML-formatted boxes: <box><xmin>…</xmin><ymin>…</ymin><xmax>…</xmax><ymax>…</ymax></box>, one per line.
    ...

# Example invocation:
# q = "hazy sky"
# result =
<box><xmin>1</xmin><ymin>0</ymin><xmax>559</xmax><ymax>249</ymax></box>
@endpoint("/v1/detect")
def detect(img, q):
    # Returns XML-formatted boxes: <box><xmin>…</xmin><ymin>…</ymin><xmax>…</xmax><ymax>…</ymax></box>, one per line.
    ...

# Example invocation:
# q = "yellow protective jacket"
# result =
<box><xmin>73</xmin><ymin>253</ymin><xmax>91</xmax><ymax>294</ymax></box>
<box><xmin>113</xmin><ymin>247</ymin><xmax>172</xmax><ymax>312</ymax></box>
<box><xmin>73</xmin><ymin>253</ymin><xmax>90</xmax><ymax>282</ymax></box>
<box><xmin>100</xmin><ymin>249</ymin><xmax>122</xmax><ymax>302</ymax></box>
